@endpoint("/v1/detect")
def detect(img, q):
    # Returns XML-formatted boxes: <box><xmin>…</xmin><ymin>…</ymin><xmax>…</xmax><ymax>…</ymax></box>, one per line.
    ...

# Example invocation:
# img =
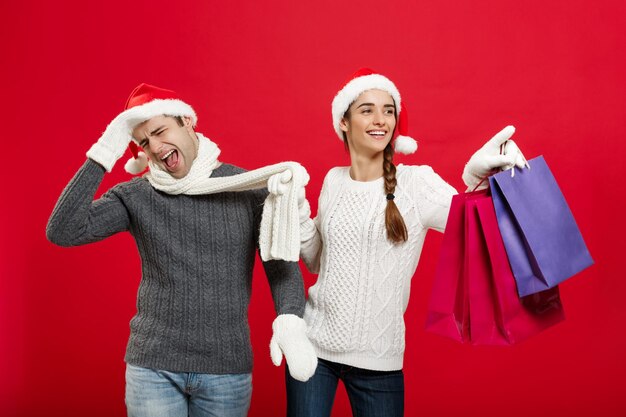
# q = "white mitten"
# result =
<box><xmin>267</xmin><ymin>169</ymin><xmax>293</xmax><ymax>196</ymax></box>
<box><xmin>269</xmin><ymin>314</ymin><xmax>318</xmax><ymax>382</ymax></box>
<box><xmin>297</xmin><ymin>188</ymin><xmax>311</xmax><ymax>224</ymax></box>
<box><xmin>267</xmin><ymin>169</ymin><xmax>311</xmax><ymax>223</ymax></box>
<box><xmin>462</xmin><ymin>125</ymin><xmax>529</xmax><ymax>190</ymax></box>
<box><xmin>86</xmin><ymin>107</ymin><xmax>147</xmax><ymax>172</ymax></box>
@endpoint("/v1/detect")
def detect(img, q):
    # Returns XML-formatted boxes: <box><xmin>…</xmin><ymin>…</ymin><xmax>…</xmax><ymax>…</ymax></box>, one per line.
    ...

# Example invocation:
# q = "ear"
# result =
<box><xmin>339</xmin><ymin>117</ymin><xmax>350</xmax><ymax>133</ymax></box>
<box><xmin>182</xmin><ymin>116</ymin><xmax>195</xmax><ymax>135</ymax></box>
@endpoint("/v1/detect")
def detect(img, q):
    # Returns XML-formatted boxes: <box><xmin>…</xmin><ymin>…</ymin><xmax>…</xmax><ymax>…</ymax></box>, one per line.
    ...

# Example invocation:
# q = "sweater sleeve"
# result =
<box><xmin>46</xmin><ymin>159</ymin><xmax>131</xmax><ymax>247</ymax></box>
<box><xmin>300</xmin><ymin>216</ymin><xmax>322</xmax><ymax>274</ymax></box>
<box><xmin>251</xmin><ymin>188</ymin><xmax>306</xmax><ymax>317</ymax></box>
<box><xmin>300</xmin><ymin>168</ymin><xmax>335</xmax><ymax>274</ymax></box>
<box><xmin>403</xmin><ymin>165</ymin><xmax>457</xmax><ymax>233</ymax></box>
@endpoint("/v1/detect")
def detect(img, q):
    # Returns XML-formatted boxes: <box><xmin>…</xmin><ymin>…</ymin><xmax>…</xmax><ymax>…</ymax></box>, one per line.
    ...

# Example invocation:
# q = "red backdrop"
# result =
<box><xmin>2</xmin><ymin>1</ymin><xmax>624</xmax><ymax>416</ymax></box>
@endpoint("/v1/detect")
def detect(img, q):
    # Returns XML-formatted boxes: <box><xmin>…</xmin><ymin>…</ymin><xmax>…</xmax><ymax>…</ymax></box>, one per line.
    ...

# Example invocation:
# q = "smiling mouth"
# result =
<box><xmin>161</xmin><ymin>150</ymin><xmax>179</xmax><ymax>169</ymax></box>
<box><xmin>367</xmin><ymin>130</ymin><xmax>387</xmax><ymax>139</ymax></box>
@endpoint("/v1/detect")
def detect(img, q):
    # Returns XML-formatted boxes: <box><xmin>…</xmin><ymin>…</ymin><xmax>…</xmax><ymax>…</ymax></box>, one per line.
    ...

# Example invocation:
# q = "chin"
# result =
<box><xmin>369</xmin><ymin>141</ymin><xmax>390</xmax><ymax>152</ymax></box>
<box><xmin>172</xmin><ymin>171</ymin><xmax>189</xmax><ymax>179</ymax></box>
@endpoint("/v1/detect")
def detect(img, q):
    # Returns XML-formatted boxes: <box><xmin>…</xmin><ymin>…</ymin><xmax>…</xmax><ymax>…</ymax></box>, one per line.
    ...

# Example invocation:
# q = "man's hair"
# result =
<box><xmin>170</xmin><ymin>116</ymin><xmax>184</xmax><ymax>127</ymax></box>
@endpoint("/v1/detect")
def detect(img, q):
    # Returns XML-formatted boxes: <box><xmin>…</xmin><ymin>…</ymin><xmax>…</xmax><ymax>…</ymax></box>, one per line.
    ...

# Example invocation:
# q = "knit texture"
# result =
<box><xmin>300</xmin><ymin>165</ymin><xmax>456</xmax><ymax>371</ymax></box>
<box><xmin>47</xmin><ymin>159</ymin><xmax>305</xmax><ymax>374</ymax></box>
<box><xmin>145</xmin><ymin>133</ymin><xmax>309</xmax><ymax>262</ymax></box>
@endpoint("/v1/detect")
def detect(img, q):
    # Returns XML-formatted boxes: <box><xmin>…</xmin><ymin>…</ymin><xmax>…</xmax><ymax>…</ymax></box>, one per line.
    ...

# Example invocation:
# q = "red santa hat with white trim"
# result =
<box><xmin>331</xmin><ymin>68</ymin><xmax>417</xmax><ymax>155</ymax></box>
<box><xmin>122</xmin><ymin>83</ymin><xmax>198</xmax><ymax>174</ymax></box>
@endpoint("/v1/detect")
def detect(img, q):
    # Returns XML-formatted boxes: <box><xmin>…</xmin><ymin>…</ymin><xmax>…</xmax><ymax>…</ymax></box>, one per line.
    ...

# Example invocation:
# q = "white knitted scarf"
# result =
<box><xmin>144</xmin><ymin>133</ymin><xmax>308</xmax><ymax>262</ymax></box>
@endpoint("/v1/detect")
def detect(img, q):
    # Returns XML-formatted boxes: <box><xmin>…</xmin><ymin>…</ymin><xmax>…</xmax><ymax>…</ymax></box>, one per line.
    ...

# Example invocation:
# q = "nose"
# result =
<box><xmin>373</xmin><ymin>109</ymin><xmax>386</xmax><ymax>126</ymax></box>
<box><xmin>148</xmin><ymin>137</ymin><xmax>164</xmax><ymax>155</ymax></box>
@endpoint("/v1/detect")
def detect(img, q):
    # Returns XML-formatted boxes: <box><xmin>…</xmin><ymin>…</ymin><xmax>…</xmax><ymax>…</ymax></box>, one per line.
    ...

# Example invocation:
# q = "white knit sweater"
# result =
<box><xmin>300</xmin><ymin>164</ymin><xmax>457</xmax><ymax>371</ymax></box>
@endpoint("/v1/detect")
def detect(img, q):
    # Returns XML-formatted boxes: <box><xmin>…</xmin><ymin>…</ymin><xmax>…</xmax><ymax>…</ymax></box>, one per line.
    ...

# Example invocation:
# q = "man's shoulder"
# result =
<box><xmin>108</xmin><ymin>176</ymin><xmax>151</xmax><ymax>198</ymax></box>
<box><xmin>212</xmin><ymin>163</ymin><xmax>268</xmax><ymax>200</ymax></box>
<box><xmin>211</xmin><ymin>163</ymin><xmax>247</xmax><ymax>178</ymax></box>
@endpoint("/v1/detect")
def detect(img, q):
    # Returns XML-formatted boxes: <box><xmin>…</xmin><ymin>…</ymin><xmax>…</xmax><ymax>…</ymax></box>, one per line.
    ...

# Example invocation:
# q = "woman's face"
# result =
<box><xmin>340</xmin><ymin>89</ymin><xmax>397</xmax><ymax>157</ymax></box>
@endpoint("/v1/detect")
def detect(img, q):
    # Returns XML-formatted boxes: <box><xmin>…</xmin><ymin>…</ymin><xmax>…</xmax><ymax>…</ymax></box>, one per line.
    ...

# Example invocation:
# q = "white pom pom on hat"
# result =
<box><xmin>119</xmin><ymin>83</ymin><xmax>198</xmax><ymax>175</ymax></box>
<box><xmin>124</xmin><ymin>142</ymin><xmax>149</xmax><ymax>175</ymax></box>
<box><xmin>331</xmin><ymin>68</ymin><xmax>417</xmax><ymax>155</ymax></box>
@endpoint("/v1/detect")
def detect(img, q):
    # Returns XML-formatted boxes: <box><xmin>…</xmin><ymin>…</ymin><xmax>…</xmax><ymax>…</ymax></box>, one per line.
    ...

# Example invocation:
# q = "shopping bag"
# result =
<box><xmin>473</xmin><ymin>195</ymin><xmax>565</xmax><ymax>344</ymax></box>
<box><xmin>465</xmin><ymin>192</ymin><xmax>510</xmax><ymax>345</ymax></box>
<box><xmin>489</xmin><ymin>156</ymin><xmax>594</xmax><ymax>297</ymax></box>
<box><xmin>425</xmin><ymin>192</ymin><xmax>470</xmax><ymax>343</ymax></box>
<box><xmin>427</xmin><ymin>189</ymin><xmax>565</xmax><ymax>345</ymax></box>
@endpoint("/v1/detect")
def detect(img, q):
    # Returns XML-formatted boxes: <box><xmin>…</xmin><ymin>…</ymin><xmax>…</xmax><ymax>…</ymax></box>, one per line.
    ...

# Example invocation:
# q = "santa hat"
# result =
<box><xmin>331</xmin><ymin>68</ymin><xmax>417</xmax><ymax>155</ymax></box>
<box><xmin>121</xmin><ymin>83</ymin><xmax>198</xmax><ymax>174</ymax></box>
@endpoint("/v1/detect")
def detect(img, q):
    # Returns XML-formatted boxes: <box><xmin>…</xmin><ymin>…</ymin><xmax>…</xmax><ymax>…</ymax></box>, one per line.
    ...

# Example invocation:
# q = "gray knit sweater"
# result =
<box><xmin>46</xmin><ymin>159</ymin><xmax>305</xmax><ymax>374</ymax></box>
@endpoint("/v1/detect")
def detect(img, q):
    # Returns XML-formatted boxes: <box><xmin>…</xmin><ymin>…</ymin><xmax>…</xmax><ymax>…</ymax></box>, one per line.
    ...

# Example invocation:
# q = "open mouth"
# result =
<box><xmin>161</xmin><ymin>149</ymin><xmax>179</xmax><ymax>169</ymax></box>
<box><xmin>367</xmin><ymin>130</ymin><xmax>387</xmax><ymax>139</ymax></box>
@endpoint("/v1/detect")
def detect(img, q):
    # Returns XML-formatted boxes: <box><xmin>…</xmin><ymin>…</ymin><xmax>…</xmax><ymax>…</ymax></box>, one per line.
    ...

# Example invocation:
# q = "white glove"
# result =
<box><xmin>86</xmin><ymin>107</ymin><xmax>147</xmax><ymax>172</ymax></box>
<box><xmin>269</xmin><ymin>314</ymin><xmax>318</xmax><ymax>382</ymax></box>
<box><xmin>462</xmin><ymin>125</ymin><xmax>529</xmax><ymax>190</ymax></box>
<box><xmin>297</xmin><ymin>188</ymin><xmax>311</xmax><ymax>224</ymax></box>
<box><xmin>267</xmin><ymin>169</ymin><xmax>293</xmax><ymax>196</ymax></box>
<box><xmin>267</xmin><ymin>169</ymin><xmax>311</xmax><ymax>223</ymax></box>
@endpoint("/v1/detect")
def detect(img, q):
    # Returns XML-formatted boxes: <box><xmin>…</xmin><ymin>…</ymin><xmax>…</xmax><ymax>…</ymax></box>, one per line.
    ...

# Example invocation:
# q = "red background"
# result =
<box><xmin>2</xmin><ymin>1</ymin><xmax>624</xmax><ymax>416</ymax></box>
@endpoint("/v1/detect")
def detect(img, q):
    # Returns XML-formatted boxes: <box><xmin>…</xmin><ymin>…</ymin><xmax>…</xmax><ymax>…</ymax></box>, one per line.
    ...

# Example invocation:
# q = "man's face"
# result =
<box><xmin>132</xmin><ymin>115</ymin><xmax>198</xmax><ymax>179</ymax></box>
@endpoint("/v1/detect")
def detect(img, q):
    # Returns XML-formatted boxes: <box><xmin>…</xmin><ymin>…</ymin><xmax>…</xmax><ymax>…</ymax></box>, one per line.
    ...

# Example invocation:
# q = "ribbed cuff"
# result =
<box><xmin>86</xmin><ymin>141</ymin><xmax>119</xmax><ymax>172</ymax></box>
<box><xmin>313</xmin><ymin>344</ymin><xmax>404</xmax><ymax>372</ymax></box>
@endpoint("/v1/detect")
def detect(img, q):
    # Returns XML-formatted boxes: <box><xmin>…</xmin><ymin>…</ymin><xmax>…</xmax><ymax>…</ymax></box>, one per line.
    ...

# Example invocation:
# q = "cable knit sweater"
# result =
<box><xmin>300</xmin><ymin>164</ymin><xmax>456</xmax><ymax>371</ymax></box>
<box><xmin>46</xmin><ymin>159</ymin><xmax>305</xmax><ymax>374</ymax></box>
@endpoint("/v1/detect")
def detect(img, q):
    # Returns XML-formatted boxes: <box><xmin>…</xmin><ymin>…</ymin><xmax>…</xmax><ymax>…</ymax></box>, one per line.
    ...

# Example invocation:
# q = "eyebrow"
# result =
<box><xmin>356</xmin><ymin>103</ymin><xmax>395</xmax><ymax>109</ymax></box>
<box><xmin>136</xmin><ymin>125</ymin><xmax>166</xmax><ymax>143</ymax></box>
<box><xmin>149</xmin><ymin>125</ymin><xmax>166</xmax><ymax>136</ymax></box>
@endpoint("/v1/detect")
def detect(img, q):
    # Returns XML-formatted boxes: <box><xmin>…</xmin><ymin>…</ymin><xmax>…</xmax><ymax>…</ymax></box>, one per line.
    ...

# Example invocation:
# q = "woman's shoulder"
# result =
<box><xmin>396</xmin><ymin>163</ymin><xmax>457</xmax><ymax>196</ymax></box>
<box><xmin>322</xmin><ymin>166</ymin><xmax>349</xmax><ymax>184</ymax></box>
<box><xmin>396</xmin><ymin>163</ymin><xmax>439</xmax><ymax>181</ymax></box>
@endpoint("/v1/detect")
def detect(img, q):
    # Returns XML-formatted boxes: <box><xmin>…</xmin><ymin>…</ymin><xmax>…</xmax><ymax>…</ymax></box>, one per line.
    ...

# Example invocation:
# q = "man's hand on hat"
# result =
<box><xmin>462</xmin><ymin>125</ymin><xmax>529</xmax><ymax>191</ymax></box>
<box><xmin>86</xmin><ymin>108</ymin><xmax>148</xmax><ymax>173</ymax></box>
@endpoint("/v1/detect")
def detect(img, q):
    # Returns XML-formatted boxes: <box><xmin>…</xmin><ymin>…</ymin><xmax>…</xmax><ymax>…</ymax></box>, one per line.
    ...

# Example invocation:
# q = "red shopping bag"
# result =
<box><xmin>473</xmin><ymin>194</ymin><xmax>565</xmax><ymax>344</ymax></box>
<box><xmin>425</xmin><ymin>192</ymin><xmax>470</xmax><ymax>342</ymax></box>
<box><xmin>426</xmin><ymin>190</ymin><xmax>565</xmax><ymax>345</ymax></box>
<box><xmin>466</xmin><ymin>193</ymin><xmax>510</xmax><ymax>345</ymax></box>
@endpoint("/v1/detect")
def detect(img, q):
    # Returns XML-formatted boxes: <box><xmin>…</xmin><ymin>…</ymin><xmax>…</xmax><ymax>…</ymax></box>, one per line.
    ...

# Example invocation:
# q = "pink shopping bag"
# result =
<box><xmin>425</xmin><ymin>192</ymin><xmax>470</xmax><ymax>342</ymax></box>
<box><xmin>427</xmin><ymin>190</ymin><xmax>565</xmax><ymax>345</ymax></box>
<box><xmin>474</xmin><ymin>194</ymin><xmax>565</xmax><ymax>344</ymax></box>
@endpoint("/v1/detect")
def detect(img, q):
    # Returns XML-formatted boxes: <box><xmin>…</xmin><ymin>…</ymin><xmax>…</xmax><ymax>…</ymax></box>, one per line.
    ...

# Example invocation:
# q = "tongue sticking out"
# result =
<box><xmin>164</xmin><ymin>150</ymin><xmax>179</xmax><ymax>168</ymax></box>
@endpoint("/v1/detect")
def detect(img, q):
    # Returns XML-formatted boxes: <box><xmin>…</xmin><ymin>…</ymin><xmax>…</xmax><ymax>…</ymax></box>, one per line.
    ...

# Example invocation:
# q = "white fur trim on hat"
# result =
<box><xmin>394</xmin><ymin>135</ymin><xmax>418</xmax><ymax>155</ymax></box>
<box><xmin>123</xmin><ymin>99</ymin><xmax>198</xmax><ymax>140</ymax></box>
<box><xmin>124</xmin><ymin>151</ymin><xmax>149</xmax><ymax>175</ymax></box>
<box><xmin>331</xmin><ymin>74</ymin><xmax>402</xmax><ymax>140</ymax></box>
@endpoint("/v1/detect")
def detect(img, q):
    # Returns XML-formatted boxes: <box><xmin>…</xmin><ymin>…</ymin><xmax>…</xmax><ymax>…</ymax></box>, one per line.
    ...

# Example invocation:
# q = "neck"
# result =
<box><xmin>348</xmin><ymin>149</ymin><xmax>384</xmax><ymax>182</ymax></box>
<box><xmin>184</xmin><ymin>131</ymin><xmax>201</xmax><ymax>173</ymax></box>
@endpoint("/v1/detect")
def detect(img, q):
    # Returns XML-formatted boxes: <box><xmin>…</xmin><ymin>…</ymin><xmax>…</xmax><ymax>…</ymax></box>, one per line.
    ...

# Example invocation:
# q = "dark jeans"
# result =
<box><xmin>286</xmin><ymin>358</ymin><xmax>404</xmax><ymax>417</ymax></box>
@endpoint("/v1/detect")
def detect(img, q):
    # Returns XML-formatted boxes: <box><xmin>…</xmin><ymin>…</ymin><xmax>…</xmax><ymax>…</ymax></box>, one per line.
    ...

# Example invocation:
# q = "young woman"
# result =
<box><xmin>286</xmin><ymin>68</ymin><xmax>527</xmax><ymax>417</ymax></box>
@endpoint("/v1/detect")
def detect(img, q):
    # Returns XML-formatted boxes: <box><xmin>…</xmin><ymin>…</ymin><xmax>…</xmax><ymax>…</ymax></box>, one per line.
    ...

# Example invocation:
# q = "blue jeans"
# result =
<box><xmin>286</xmin><ymin>358</ymin><xmax>404</xmax><ymax>417</ymax></box>
<box><xmin>125</xmin><ymin>364</ymin><xmax>252</xmax><ymax>417</ymax></box>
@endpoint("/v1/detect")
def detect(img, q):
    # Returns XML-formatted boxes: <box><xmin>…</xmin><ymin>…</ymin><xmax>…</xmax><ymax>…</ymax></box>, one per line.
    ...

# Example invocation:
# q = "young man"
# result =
<box><xmin>47</xmin><ymin>83</ymin><xmax>316</xmax><ymax>417</ymax></box>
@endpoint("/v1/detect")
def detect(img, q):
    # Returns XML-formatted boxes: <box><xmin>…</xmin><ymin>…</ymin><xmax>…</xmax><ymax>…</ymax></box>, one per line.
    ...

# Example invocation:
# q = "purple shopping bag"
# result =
<box><xmin>489</xmin><ymin>156</ymin><xmax>593</xmax><ymax>297</ymax></box>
